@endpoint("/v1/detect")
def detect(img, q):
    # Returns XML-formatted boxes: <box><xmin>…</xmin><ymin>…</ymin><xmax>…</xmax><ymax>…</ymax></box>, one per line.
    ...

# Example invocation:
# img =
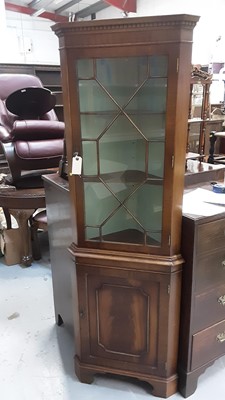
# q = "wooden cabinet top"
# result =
<box><xmin>52</xmin><ymin>14</ymin><xmax>199</xmax><ymax>48</ymax></box>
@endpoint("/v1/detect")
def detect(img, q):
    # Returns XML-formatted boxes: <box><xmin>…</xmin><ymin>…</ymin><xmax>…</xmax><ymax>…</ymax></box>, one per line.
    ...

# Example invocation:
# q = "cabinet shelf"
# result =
<box><xmin>90</xmin><ymin>228</ymin><xmax>160</xmax><ymax>245</ymax></box>
<box><xmin>83</xmin><ymin>171</ymin><xmax>163</xmax><ymax>183</ymax></box>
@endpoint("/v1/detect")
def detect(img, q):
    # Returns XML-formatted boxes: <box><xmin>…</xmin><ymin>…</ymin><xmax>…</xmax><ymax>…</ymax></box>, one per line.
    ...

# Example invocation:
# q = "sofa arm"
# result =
<box><xmin>12</xmin><ymin>120</ymin><xmax>64</xmax><ymax>141</ymax></box>
<box><xmin>0</xmin><ymin>125</ymin><xmax>11</xmax><ymax>142</ymax></box>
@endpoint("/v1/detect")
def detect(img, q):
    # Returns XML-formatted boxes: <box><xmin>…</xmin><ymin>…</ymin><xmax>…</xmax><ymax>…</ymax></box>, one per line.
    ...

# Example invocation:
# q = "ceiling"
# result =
<box><xmin>5</xmin><ymin>0</ymin><xmax>111</xmax><ymax>22</ymax></box>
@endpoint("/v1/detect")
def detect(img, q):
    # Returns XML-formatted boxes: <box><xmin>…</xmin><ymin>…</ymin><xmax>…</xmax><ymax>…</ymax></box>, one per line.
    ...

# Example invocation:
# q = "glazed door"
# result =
<box><xmin>76</xmin><ymin>55</ymin><xmax>168</xmax><ymax>251</ymax></box>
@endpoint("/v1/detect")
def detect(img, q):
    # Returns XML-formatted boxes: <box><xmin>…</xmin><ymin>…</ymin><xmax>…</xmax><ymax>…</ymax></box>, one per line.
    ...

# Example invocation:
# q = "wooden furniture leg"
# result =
<box><xmin>29</xmin><ymin>209</ymin><xmax>48</xmax><ymax>261</ymax></box>
<box><xmin>207</xmin><ymin>131</ymin><xmax>217</xmax><ymax>164</ymax></box>
<box><xmin>9</xmin><ymin>208</ymin><xmax>35</xmax><ymax>267</ymax></box>
<box><xmin>2</xmin><ymin>208</ymin><xmax>12</xmax><ymax>229</ymax></box>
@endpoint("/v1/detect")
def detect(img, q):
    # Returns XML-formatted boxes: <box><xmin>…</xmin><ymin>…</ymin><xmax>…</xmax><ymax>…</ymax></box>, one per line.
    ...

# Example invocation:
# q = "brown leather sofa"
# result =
<box><xmin>0</xmin><ymin>73</ymin><xmax>64</xmax><ymax>188</ymax></box>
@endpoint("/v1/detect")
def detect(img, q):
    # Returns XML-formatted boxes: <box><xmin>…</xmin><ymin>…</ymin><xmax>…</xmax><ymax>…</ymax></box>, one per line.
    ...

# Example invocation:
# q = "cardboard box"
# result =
<box><xmin>0</xmin><ymin>228</ymin><xmax>22</xmax><ymax>266</ymax></box>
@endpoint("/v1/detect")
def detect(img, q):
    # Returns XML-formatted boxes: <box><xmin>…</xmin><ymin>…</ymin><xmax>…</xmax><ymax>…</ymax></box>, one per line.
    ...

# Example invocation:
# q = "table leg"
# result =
<box><xmin>9</xmin><ymin>208</ymin><xmax>35</xmax><ymax>267</ymax></box>
<box><xmin>2</xmin><ymin>208</ymin><xmax>12</xmax><ymax>229</ymax></box>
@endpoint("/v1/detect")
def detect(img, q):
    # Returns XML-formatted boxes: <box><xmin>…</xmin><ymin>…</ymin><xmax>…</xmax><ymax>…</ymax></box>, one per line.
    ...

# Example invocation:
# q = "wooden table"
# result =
<box><xmin>185</xmin><ymin>160</ymin><xmax>225</xmax><ymax>187</ymax></box>
<box><xmin>0</xmin><ymin>186</ymin><xmax>45</xmax><ymax>266</ymax></box>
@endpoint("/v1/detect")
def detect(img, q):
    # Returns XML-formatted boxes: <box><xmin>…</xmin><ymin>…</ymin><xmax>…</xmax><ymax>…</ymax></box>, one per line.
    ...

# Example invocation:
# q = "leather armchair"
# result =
<box><xmin>0</xmin><ymin>73</ymin><xmax>64</xmax><ymax>188</ymax></box>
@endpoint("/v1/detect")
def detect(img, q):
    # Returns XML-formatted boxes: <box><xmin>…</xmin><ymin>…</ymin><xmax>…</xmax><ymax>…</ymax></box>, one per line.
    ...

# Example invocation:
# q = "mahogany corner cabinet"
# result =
<box><xmin>52</xmin><ymin>14</ymin><xmax>199</xmax><ymax>398</ymax></box>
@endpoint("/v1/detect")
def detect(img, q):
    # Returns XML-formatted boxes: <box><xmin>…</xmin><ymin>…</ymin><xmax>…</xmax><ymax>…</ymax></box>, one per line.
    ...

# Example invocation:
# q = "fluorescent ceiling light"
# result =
<box><xmin>32</xmin><ymin>8</ymin><xmax>46</xmax><ymax>16</ymax></box>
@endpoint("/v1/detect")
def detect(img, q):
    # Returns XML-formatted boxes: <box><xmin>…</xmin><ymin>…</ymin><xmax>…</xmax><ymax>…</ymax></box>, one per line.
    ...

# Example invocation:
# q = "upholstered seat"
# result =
<box><xmin>0</xmin><ymin>73</ymin><xmax>65</xmax><ymax>263</ymax></box>
<box><xmin>0</xmin><ymin>73</ymin><xmax>64</xmax><ymax>188</ymax></box>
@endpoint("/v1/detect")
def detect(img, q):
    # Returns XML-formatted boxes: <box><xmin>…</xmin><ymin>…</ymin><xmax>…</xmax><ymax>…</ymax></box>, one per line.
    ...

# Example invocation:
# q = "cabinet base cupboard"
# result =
<box><xmin>52</xmin><ymin>15</ymin><xmax>199</xmax><ymax>397</ymax></box>
<box><xmin>71</xmin><ymin>246</ymin><xmax>182</xmax><ymax>398</ymax></box>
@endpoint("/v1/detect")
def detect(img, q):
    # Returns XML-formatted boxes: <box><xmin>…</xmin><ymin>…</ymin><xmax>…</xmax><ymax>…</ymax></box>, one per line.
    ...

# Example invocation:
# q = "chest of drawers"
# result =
<box><xmin>178</xmin><ymin>211</ymin><xmax>225</xmax><ymax>397</ymax></box>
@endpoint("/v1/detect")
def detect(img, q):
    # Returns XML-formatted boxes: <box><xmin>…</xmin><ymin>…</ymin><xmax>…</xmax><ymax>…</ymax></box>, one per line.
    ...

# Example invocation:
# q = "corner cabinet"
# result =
<box><xmin>52</xmin><ymin>15</ymin><xmax>199</xmax><ymax>398</ymax></box>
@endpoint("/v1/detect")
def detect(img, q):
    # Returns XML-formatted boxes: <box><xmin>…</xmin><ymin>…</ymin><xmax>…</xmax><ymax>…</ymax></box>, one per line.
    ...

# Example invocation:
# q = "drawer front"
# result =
<box><xmin>195</xmin><ymin>251</ymin><xmax>225</xmax><ymax>293</ymax></box>
<box><xmin>193</xmin><ymin>284</ymin><xmax>225</xmax><ymax>331</ymax></box>
<box><xmin>197</xmin><ymin>218</ymin><xmax>225</xmax><ymax>255</ymax></box>
<box><xmin>191</xmin><ymin>319</ymin><xmax>225</xmax><ymax>370</ymax></box>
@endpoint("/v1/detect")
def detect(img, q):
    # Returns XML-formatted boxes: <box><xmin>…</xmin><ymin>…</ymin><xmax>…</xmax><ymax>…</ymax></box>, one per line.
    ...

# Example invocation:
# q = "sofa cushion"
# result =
<box><xmin>14</xmin><ymin>139</ymin><xmax>63</xmax><ymax>160</ymax></box>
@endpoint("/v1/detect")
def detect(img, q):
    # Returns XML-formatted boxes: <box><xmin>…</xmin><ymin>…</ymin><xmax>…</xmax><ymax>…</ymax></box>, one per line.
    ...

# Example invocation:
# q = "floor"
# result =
<box><xmin>0</xmin><ymin>232</ymin><xmax>225</xmax><ymax>400</ymax></box>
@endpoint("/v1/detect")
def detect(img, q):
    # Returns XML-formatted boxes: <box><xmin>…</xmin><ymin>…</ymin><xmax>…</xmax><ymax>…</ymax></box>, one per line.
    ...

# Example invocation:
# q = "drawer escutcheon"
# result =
<box><xmin>218</xmin><ymin>295</ymin><xmax>225</xmax><ymax>306</ymax></box>
<box><xmin>217</xmin><ymin>332</ymin><xmax>225</xmax><ymax>343</ymax></box>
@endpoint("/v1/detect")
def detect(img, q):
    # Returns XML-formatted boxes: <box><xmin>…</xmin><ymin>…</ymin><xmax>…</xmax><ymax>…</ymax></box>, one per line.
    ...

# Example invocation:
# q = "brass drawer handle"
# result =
<box><xmin>221</xmin><ymin>260</ymin><xmax>225</xmax><ymax>269</ymax></box>
<box><xmin>217</xmin><ymin>332</ymin><xmax>225</xmax><ymax>343</ymax></box>
<box><xmin>218</xmin><ymin>295</ymin><xmax>225</xmax><ymax>306</ymax></box>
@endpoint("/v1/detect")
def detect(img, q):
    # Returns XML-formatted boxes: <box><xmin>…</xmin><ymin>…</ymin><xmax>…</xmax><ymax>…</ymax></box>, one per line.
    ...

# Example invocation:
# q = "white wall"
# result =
<box><xmin>97</xmin><ymin>0</ymin><xmax>225</xmax><ymax>103</ymax></box>
<box><xmin>2</xmin><ymin>0</ymin><xmax>225</xmax><ymax>67</ymax></box>
<box><xmin>97</xmin><ymin>0</ymin><xmax>225</xmax><ymax>66</ymax></box>
<box><xmin>138</xmin><ymin>0</ymin><xmax>225</xmax><ymax>65</ymax></box>
<box><xmin>0</xmin><ymin>0</ymin><xmax>7</xmax><ymax>58</ymax></box>
<box><xmin>1</xmin><ymin>10</ymin><xmax>60</xmax><ymax>65</ymax></box>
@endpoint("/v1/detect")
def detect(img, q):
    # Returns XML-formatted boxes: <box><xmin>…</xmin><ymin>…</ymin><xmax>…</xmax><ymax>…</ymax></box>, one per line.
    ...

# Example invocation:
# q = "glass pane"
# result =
<box><xmin>79</xmin><ymin>80</ymin><xmax>118</xmax><ymax>112</ymax></box>
<box><xmin>126</xmin><ymin>78</ymin><xmax>167</xmax><ymax>113</ymax></box>
<box><xmin>99</xmin><ymin>116</ymin><xmax>146</xmax><ymax>175</ymax></box>
<box><xmin>84</xmin><ymin>181</ymin><xmax>119</xmax><ymax>227</ymax></box>
<box><xmin>101</xmin><ymin>206</ymin><xmax>145</xmax><ymax>244</ymax></box>
<box><xmin>96</xmin><ymin>57</ymin><xmax>148</xmax><ymax>105</ymax></box>
<box><xmin>148</xmin><ymin>142</ymin><xmax>165</xmax><ymax>178</ymax></box>
<box><xmin>80</xmin><ymin>114</ymin><xmax>113</xmax><ymax>140</ymax></box>
<box><xmin>86</xmin><ymin>227</ymin><xmax>100</xmax><ymax>241</ymax></box>
<box><xmin>149</xmin><ymin>55</ymin><xmax>168</xmax><ymax>77</ymax></box>
<box><xmin>85</xmin><ymin>182</ymin><xmax>163</xmax><ymax>245</ymax></box>
<box><xmin>102</xmin><ymin>180</ymin><xmax>143</xmax><ymax>203</ymax></box>
<box><xmin>125</xmin><ymin>183</ymin><xmax>163</xmax><ymax>240</ymax></box>
<box><xmin>82</xmin><ymin>141</ymin><xmax>98</xmax><ymax>175</ymax></box>
<box><xmin>77</xmin><ymin>59</ymin><xmax>94</xmax><ymax>78</ymax></box>
<box><xmin>131</xmin><ymin>114</ymin><xmax>166</xmax><ymax>140</ymax></box>
<box><xmin>146</xmin><ymin>230</ymin><xmax>161</xmax><ymax>245</ymax></box>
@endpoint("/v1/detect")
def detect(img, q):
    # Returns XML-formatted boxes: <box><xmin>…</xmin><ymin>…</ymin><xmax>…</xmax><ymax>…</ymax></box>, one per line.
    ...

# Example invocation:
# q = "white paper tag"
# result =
<box><xmin>71</xmin><ymin>154</ymin><xmax>82</xmax><ymax>175</ymax></box>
